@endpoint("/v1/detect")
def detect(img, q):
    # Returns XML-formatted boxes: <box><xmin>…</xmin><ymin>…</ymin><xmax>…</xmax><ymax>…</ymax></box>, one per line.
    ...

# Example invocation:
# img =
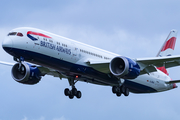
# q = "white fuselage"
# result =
<box><xmin>2</xmin><ymin>27</ymin><xmax>175</xmax><ymax>93</ymax></box>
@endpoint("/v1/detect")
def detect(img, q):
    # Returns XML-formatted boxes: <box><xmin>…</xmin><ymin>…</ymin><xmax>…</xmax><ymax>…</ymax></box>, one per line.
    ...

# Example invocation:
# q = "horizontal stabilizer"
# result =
<box><xmin>165</xmin><ymin>80</ymin><xmax>180</xmax><ymax>84</ymax></box>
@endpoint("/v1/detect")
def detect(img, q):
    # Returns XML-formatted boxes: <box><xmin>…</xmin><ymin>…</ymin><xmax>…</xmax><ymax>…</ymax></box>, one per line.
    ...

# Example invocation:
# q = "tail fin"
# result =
<box><xmin>156</xmin><ymin>29</ymin><xmax>178</xmax><ymax>57</ymax></box>
<box><xmin>157</xmin><ymin>29</ymin><xmax>178</xmax><ymax>75</ymax></box>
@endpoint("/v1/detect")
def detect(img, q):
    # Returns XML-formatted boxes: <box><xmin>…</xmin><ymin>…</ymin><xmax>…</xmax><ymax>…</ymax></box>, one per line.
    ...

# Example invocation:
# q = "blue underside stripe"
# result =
<box><xmin>124</xmin><ymin>80</ymin><xmax>157</xmax><ymax>93</ymax></box>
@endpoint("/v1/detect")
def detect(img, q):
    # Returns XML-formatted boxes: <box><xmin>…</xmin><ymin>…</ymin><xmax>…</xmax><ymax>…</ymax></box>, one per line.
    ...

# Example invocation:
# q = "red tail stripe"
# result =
<box><xmin>161</xmin><ymin>37</ymin><xmax>176</xmax><ymax>51</ymax></box>
<box><xmin>157</xmin><ymin>66</ymin><xmax>169</xmax><ymax>75</ymax></box>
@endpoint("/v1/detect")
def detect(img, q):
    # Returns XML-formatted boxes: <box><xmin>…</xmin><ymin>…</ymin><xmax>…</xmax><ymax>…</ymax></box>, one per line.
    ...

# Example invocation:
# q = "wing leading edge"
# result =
<box><xmin>87</xmin><ymin>55</ymin><xmax>180</xmax><ymax>75</ymax></box>
<box><xmin>136</xmin><ymin>55</ymin><xmax>180</xmax><ymax>71</ymax></box>
<box><xmin>0</xmin><ymin>61</ymin><xmax>65</xmax><ymax>79</ymax></box>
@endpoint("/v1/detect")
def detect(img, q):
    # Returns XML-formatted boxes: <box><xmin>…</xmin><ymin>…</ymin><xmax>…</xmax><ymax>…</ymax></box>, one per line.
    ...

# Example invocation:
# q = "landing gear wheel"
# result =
<box><xmin>76</xmin><ymin>91</ymin><xmax>82</xmax><ymax>99</ymax></box>
<box><xmin>116</xmin><ymin>92</ymin><xmax>121</xmax><ymax>97</ymax></box>
<box><xmin>64</xmin><ymin>88</ymin><xmax>70</xmax><ymax>96</ymax></box>
<box><xmin>124</xmin><ymin>88</ymin><xmax>129</xmax><ymax>96</ymax></box>
<box><xmin>112</xmin><ymin>85</ymin><xmax>130</xmax><ymax>97</ymax></box>
<box><xmin>121</xmin><ymin>85</ymin><xmax>125</xmax><ymax>93</ymax></box>
<box><xmin>112</xmin><ymin>86</ymin><xmax>118</xmax><ymax>93</ymax></box>
<box><xmin>65</xmin><ymin>77</ymin><xmax>82</xmax><ymax>99</ymax></box>
<box><xmin>72</xmin><ymin>88</ymin><xmax>77</xmax><ymax>95</ymax></box>
<box><xmin>69</xmin><ymin>92</ymin><xmax>74</xmax><ymax>99</ymax></box>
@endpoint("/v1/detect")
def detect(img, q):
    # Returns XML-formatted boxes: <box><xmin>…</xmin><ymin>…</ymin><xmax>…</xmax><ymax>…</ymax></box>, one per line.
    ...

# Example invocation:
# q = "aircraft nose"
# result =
<box><xmin>2</xmin><ymin>37</ymin><xmax>13</xmax><ymax>52</ymax></box>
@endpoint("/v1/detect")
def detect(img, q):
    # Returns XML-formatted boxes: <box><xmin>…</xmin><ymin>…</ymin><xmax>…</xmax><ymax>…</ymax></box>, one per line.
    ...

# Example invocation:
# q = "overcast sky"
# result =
<box><xmin>1</xmin><ymin>0</ymin><xmax>180</xmax><ymax>120</ymax></box>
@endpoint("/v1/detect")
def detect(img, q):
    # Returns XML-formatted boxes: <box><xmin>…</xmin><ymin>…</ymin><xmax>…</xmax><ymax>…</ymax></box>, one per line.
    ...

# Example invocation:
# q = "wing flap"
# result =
<box><xmin>37</xmin><ymin>66</ymin><xmax>66</xmax><ymax>79</ymax></box>
<box><xmin>86</xmin><ymin>60</ymin><xmax>110</xmax><ymax>73</ymax></box>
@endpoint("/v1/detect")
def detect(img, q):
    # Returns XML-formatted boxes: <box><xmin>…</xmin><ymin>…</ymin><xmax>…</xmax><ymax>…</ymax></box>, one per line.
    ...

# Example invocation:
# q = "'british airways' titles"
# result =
<box><xmin>40</xmin><ymin>41</ymin><xmax>71</xmax><ymax>55</ymax></box>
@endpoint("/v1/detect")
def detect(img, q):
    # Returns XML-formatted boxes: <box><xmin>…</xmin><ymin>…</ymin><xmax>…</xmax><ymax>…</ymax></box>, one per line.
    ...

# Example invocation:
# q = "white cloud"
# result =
<box><xmin>38</xmin><ymin>116</ymin><xmax>45</xmax><ymax>120</ymax></box>
<box><xmin>21</xmin><ymin>116</ymin><xmax>67</xmax><ymax>120</ymax></box>
<box><xmin>22</xmin><ymin>116</ymin><xmax>28</xmax><ymax>120</ymax></box>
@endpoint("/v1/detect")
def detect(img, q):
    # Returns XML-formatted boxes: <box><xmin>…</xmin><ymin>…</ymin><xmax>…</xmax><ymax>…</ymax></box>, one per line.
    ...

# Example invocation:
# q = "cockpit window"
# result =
<box><xmin>8</xmin><ymin>32</ymin><xmax>17</xmax><ymax>36</ymax></box>
<box><xmin>7</xmin><ymin>32</ymin><xmax>23</xmax><ymax>37</ymax></box>
<box><xmin>17</xmin><ymin>32</ymin><xmax>23</xmax><ymax>37</ymax></box>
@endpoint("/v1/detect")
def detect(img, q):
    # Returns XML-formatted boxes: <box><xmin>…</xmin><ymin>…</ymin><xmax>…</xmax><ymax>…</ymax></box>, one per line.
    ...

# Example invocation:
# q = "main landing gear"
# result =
<box><xmin>112</xmin><ymin>85</ymin><xmax>129</xmax><ymax>97</ymax></box>
<box><xmin>64</xmin><ymin>77</ymin><xmax>82</xmax><ymax>99</ymax></box>
<box><xmin>14</xmin><ymin>57</ymin><xmax>25</xmax><ymax>75</ymax></box>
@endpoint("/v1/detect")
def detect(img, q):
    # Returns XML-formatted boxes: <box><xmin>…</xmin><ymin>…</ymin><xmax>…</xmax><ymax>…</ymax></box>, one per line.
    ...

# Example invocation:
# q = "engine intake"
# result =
<box><xmin>11</xmin><ymin>62</ymin><xmax>42</xmax><ymax>85</ymax></box>
<box><xmin>109</xmin><ymin>56</ymin><xmax>140</xmax><ymax>79</ymax></box>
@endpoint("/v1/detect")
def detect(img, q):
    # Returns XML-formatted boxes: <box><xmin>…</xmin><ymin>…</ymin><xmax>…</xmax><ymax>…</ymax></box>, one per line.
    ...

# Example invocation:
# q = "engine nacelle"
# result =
<box><xmin>109</xmin><ymin>56</ymin><xmax>140</xmax><ymax>79</ymax></box>
<box><xmin>11</xmin><ymin>62</ymin><xmax>42</xmax><ymax>85</ymax></box>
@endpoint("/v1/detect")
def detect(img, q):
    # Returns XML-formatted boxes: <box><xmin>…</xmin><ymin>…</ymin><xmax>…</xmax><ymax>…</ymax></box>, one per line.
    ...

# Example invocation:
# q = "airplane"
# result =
<box><xmin>1</xmin><ymin>27</ymin><xmax>180</xmax><ymax>99</ymax></box>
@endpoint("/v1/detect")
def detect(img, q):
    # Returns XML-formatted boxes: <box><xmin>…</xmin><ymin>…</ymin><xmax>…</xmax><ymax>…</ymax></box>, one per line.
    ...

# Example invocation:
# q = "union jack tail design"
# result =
<box><xmin>156</xmin><ymin>30</ymin><xmax>178</xmax><ymax>57</ymax></box>
<box><xmin>157</xmin><ymin>29</ymin><xmax>178</xmax><ymax>76</ymax></box>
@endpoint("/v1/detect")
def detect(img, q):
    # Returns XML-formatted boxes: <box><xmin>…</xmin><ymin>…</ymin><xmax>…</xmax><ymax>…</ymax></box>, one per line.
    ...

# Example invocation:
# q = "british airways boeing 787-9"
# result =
<box><xmin>1</xmin><ymin>27</ymin><xmax>180</xmax><ymax>99</ymax></box>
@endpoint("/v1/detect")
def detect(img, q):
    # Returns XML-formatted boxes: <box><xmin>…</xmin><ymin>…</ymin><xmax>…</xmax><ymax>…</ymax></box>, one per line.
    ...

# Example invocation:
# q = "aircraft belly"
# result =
<box><xmin>124</xmin><ymin>74</ymin><xmax>169</xmax><ymax>93</ymax></box>
<box><xmin>5</xmin><ymin>47</ymin><xmax>169</xmax><ymax>93</ymax></box>
<box><xmin>10</xmin><ymin>47</ymin><xmax>119</xmax><ymax>86</ymax></box>
<box><xmin>124</xmin><ymin>80</ymin><xmax>157</xmax><ymax>93</ymax></box>
<box><xmin>4</xmin><ymin>47</ymin><xmax>166</xmax><ymax>93</ymax></box>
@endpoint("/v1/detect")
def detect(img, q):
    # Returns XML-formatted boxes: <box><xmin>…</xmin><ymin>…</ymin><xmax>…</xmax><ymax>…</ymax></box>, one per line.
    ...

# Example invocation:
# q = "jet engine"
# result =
<box><xmin>109</xmin><ymin>56</ymin><xmax>140</xmax><ymax>79</ymax></box>
<box><xmin>11</xmin><ymin>62</ymin><xmax>42</xmax><ymax>85</ymax></box>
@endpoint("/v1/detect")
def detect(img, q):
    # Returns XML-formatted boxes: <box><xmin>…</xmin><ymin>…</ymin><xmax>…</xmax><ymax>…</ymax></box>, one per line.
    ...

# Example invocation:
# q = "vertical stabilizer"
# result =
<box><xmin>156</xmin><ymin>29</ymin><xmax>178</xmax><ymax>76</ymax></box>
<box><xmin>156</xmin><ymin>30</ymin><xmax>178</xmax><ymax>57</ymax></box>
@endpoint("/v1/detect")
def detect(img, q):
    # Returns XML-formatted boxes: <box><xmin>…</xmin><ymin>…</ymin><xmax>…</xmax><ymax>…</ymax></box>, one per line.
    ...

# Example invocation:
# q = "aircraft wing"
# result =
<box><xmin>1</xmin><ymin>55</ymin><xmax>180</xmax><ymax>77</ymax></box>
<box><xmin>0</xmin><ymin>61</ymin><xmax>14</xmax><ymax>66</ymax></box>
<box><xmin>87</xmin><ymin>55</ymin><xmax>180</xmax><ymax>74</ymax></box>
<box><xmin>37</xmin><ymin>66</ymin><xmax>66</xmax><ymax>79</ymax></box>
<box><xmin>136</xmin><ymin>55</ymin><xmax>180</xmax><ymax>71</ymax></box>
<box><xmin>0</xmin><ymin>61</ymin><xmax>65</xmax><ymax>79</ymax></box>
